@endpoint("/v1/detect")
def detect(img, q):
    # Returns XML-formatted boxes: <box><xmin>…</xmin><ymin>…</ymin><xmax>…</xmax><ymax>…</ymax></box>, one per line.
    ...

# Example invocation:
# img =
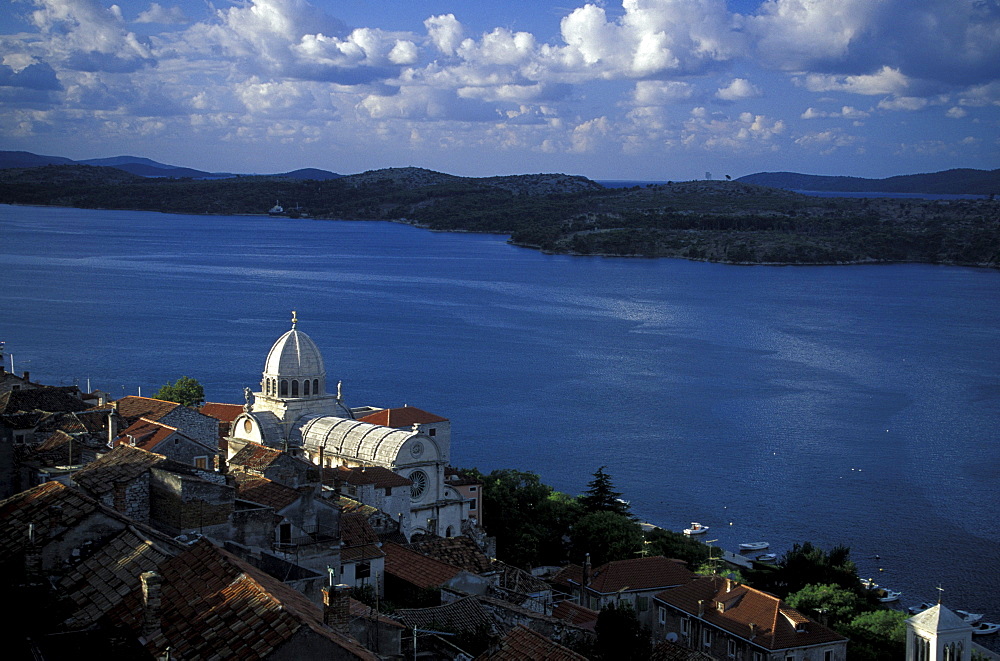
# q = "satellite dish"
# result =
<box><xmin>666</xmin><ymin>632</ymin><xmax>679</xmax><ymax>642</ymax></box>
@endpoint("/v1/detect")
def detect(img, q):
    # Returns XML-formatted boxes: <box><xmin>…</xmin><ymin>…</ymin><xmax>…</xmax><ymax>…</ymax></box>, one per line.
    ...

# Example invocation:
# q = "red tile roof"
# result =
<box><xmin>329</xmin><ymin>464</ymin><xmax>412</xmax><ymax>489</ymax></box>
<box><xmin>233</xmin><ymin>473</ymin><xmax>302</xmax><ymax>510</ymax></box>
<box><xmin>382</xmin><ymin>542</ymin><xmax>462</xmax><ymax>589</ymax></box>
<box><xmin>199</xmin><ymin>402</ymin><xmax>244</xmax><ymax>423</ymax></box>
<box><xmin>560</xmin><ymin>556</ymin><xmax>695</xmax><ymax>594</ymax></box>
<box><xmin>112</xmin><ymin>396</ymin><xmax>181</xmax><ymax>423</ymax></box>
<box><xmin>230</xmin><ymin>442</ymin><xmax>286</xmax><ymax>471</ymax></box>
<box><xmin>342</xmin><ymin>512</ymin><xmax>381</xmax><ymax>547</ymax></box>
<box><xmin>552</xmin><ymin>600</ymin><xmax>599</xmax><ymax>630</ymax></box>
<box><xmin>475</xmin><ymin>625</ymin><xmax>588</xmax><ymax>661</ymax></box>
<box><xmin>72</xmin><ymin>445</ymin><xmax>168</xmax><ymax>495</ymax></box>
<box><xmin>357</xmin><ymin>406</ymin><xmax>447</xmax><ymax>427</ymax></box>
<box><xmin>110</xmin><ymin>538</ymin><xmax>377</xmax><ymax>660</ymax></box>
<box><xmin>654</xmin><ymin>576</ymin><xmax>847</xmax><ymax>651</ymax></box>
<box><xmin>406</xmin><ymin>535</ymin><xmax>493</xmax><ymax>574</ymax></box>
<box><xmin>114</xmin><ymin>416</ymin><xmax>183</xmax><ymax>451</ymax></box>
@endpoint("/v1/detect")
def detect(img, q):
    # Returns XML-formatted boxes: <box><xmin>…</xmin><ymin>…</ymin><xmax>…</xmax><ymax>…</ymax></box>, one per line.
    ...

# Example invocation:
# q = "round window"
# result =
<box><xmin>243</xmin><ymin>419</ymin><xmax>253</xmax><ymax>433</ymax></box>
<box><xmin>410</xmin><ymin>441</ymin><xmax>424</xmax><ymax>458</ymax></box>
<box><xmin>410</xmin><ymin>470</ymin><xmax>427</xmax><ymax>500</ymax></box>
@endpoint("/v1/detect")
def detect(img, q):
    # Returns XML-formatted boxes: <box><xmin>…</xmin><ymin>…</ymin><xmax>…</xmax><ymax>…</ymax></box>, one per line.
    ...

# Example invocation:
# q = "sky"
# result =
<box><xmin>0</xmin><ymin>0</ymin><xmax>998</xmax><ymax>180</ymax></box>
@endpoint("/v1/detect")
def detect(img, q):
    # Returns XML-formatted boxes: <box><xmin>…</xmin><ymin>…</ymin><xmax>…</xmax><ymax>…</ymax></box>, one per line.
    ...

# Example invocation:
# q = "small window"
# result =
<box><xmin>753</xmin><ymin>653</ymin><xmax>763</xmax><ymax>661</ymax></box>
<box><xmin>280</xmin><ymin>380</ymin><xmax>288</xmax><ymax>396</ymax></box>
<box><xmin>428</xmin><ymin>428</ymin><xmax>436</xmax><ymax>436</ymax></box>
<box><xmin>356</xmin><ymin>561</ymin><xmax>371</xmax><ymax>579</ymax></box>
<box><xmin>469</xmin><ymin>498</ymin><xmax>478</xmax><ymax>511</ymax></box>
<box><xmin>469</xmin><ymin>486</ymin><xmax>477</xmax><ymax>492</ymax></box>
<box><xmin>194</xmin><ymin>456</ymin><xmax>208</xmax><ymax>469</ymax></box>
<box><xmin>703</xmin><ymin>629</ymin><xmax>712</xmax><ymax>647</ymax></box>
<box><xmin>728</xmin><ymin>639</ymin><xmax>737</xmax><ymax>658</ymax></box>
<box><xmin>304</xmin><ymin>380</ymin><xmax>310</xmax><ymax>396</ymax></box>
<box><xmin>313</xmin><ymin>378</ymin><xmax>319</xmax><ymax>394</ymax></box>
<box><xmin>658</xmin><ymin>606</ymin><xmax>666</xmax><ymax>625</ymax></box>
<box><xmin>291</xmin><ymin>380</ymin><xmax>298</xmax><ymax>397</ymax></box>
<box><xmin>824</xmin><ymin>652</ymin><xmax>833</xmax><ymax>661</ymax></box>
<box><xmin>680</xmin><ymin>618</ymin><xmax>690</xmax><ymax>635</ymax></box>
<box><xmin>385</xmin><ymin>487</ymin><xmax>392</xmax><ymax>496</ymax></box>
<box><xmin>637</xmin><ymin>596</ymin><xmax>648</xmax><ymax>611</ymax></box>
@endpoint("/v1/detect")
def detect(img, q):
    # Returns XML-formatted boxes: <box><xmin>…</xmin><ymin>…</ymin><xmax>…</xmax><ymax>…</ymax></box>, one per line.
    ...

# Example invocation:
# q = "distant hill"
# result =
<box><xmin>0</xmin><ymin>151</ymin><xmax>76</xmax><ymax>168</ymax></box>
<box><xmin>738</xmin><ymin>169</ymin><xmax>1000</xmax><ymax>195</ymax></box>
<box><xmin>277</xmin><ymin>168</ymin><xmax>343</xmax><ymax>180</ymax></box>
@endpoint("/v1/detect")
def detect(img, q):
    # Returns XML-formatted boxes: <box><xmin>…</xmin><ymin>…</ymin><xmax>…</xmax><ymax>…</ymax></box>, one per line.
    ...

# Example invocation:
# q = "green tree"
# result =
<box><xmin>746</xmin><ymin>542</ymin><xmax>861</xmax><ymax>598</ymax></box>
<box><xmin>785</xmin><ymin>583</ymin><xmax>867</xmax><ymax>628</ymax></box>
<box><xmin>579</xmin><ymin>466</ymin><xmax>632</xmax><ymax>517</ymax></box>
<box><xmin>571</xmin><ymin>511</ymin><xmax>644</xmax><ymax>567</ymax></box>
<box><xmin>594</xmin><ymin>602</ymin><xmax>652</xmax><ymax>661</ymax></box>
<box><xmin>152</xmin><ymin>376</ymin><xmax>205</xmax><ymax>407</ymax></box>
<box><xmin>644</xmin><ymin>527</ymin><xmax>710</xmax><ymax>568</ymax></box>
<box><xmin>840</xmin><ymin>609</ymin><xmax>908</xmax><ymax>661</ymax></box>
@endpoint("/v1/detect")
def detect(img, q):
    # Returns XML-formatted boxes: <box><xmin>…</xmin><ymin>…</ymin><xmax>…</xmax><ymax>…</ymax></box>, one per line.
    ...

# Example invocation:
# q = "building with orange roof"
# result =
<box><xmin>652</xmin><ymin>575</ymin><xmax>848</xmax><ymax>661</ymax></box>
<box><xmin>555</xmin><ymin>554</ymin><xmax>696</xmax><ymax>619</ymax></box>
<box><xmin>113</xmin><ymin>394</ymin><xmax>220</xmax><ymax>447</ymax></box>
<box><xmin>113</xmin><ymin>415</ymin><xmax>218</xmax><ymax>470</ymax></box>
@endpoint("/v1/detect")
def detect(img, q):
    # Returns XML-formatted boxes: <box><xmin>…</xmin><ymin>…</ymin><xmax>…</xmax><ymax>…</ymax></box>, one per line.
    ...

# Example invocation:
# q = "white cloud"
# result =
<box><xmin>802</xmin><ymin>105</ymin><xmax>870</xmax><ymax>119</ymax></box>
<box><xmin>632</xmin><ymin>80</ymin><xmax>695</xmax><ymax>106</ymax></box>
<box><xmin>801</xmin><ymin>66</ymin><xmax>910</xmax><ymax>96</ymax></box>
<box><xmin>946</xmin><ymin>106</ymin><xmax>967</xmax><ymax>119</ymax></box>
<box><xmin>681</xmin><ymin>107</ymin><xmax>785</xmax><ymax>151</ymax></box>
<box><xmin>135</xmin><ymin>3</ymin><xmax>186</xmax><ymax>25</ymax></box>
<box><xmin>877</xmin><ymin>96</ymin><xmax>929</xmax><ymax>111</ymax></box>
<box><xmin>715</xmin><ymin>78</ymin><xmax>761</xmax><ymax>101</ymax></box>
<box><xmin>425</xmin><ymin>14</ymin><xmax>464</xmax><ymax>57</ymax></box>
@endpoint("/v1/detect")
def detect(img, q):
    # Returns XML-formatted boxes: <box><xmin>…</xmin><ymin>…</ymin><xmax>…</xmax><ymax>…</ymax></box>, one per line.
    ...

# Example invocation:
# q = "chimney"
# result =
<box><xmin>582</xmin><ymin>553</ymin><xmax>592</xmax><ymax>588</ymax></box>
<box><xmin>23</xmin><ymin>523</ymin><xmax>43</xmax><ymax>588</ymax></box>
<box><xmin>322</xmin><ymin>584</ymin><xmax>351</xmax><ymax>635</ymax></box>
<box><xmin>108</xmin><ymin>409</ymin><xmax>117</xmax><ymax>447</ymax></box>
<box><xmin>22</xmin><ymin>370</ymin><xmax>30</xmax><ymax>382</ymax></box>
<box><xmin>726</xmin><ymin>577</ymin><xmax>733</xmax><ymax>592</ymax></box>
<box><xmin>749</xmin><ymin>623</ymin><xmax>757</xmax><ymax>640</ymax></box>
<box><xmin>698</xmin><ymin>599</ymin><xmax>705</xmax><ymax>617</ymax></box>
<box><xmin>141</xmin><ymin>571</ymin><xmax>163</xmax><ymax>640</ymax></box>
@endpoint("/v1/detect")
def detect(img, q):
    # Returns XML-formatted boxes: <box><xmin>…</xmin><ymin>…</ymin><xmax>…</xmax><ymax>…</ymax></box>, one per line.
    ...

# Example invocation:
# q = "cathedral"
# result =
<box><xmin>227</xmin><ymin>312</ymin><xmax>471</xmax><ymax>539</ymax></box>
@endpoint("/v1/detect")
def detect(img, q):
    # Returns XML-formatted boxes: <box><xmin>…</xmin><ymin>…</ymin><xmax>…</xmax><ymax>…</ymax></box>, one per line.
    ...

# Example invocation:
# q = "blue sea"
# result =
<box><xmin>2</xmin><ymin>204</ymin><xmax>998</xmax><ymax>635</ymax></box>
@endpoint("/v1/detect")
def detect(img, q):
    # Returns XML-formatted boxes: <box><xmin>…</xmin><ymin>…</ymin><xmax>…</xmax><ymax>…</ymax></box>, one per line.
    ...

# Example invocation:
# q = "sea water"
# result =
<box><xmin>2</xmin><ymin>204</ymin><xmax>998</xmax><ymax>633</ymax></box>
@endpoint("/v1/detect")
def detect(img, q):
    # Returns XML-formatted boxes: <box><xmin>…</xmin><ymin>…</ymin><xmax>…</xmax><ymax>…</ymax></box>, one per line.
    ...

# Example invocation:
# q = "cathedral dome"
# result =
<box><xmin>264</xmin><ymin>326</ymin><xmax>325</xmax><ymax>378</ymax></box>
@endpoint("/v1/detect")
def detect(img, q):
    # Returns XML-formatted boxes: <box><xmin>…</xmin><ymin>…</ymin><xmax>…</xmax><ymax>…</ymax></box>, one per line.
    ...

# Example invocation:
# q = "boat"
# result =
<box><xmin>972</xmin><ymin>622</ymin><xmax>1000</xmax><ymax>636</ymax></box>
<box><xmin>877</xmin><ymin>589</ymin><xmax>902</xmax><ymax>603</ymax></box>
<box><xmin>755</xmin><ymin>553</ymin><xmax>777</xmax><ymax>563</ymax></box>
<box><xmin>956</xmin><ymin>610</ymin><xmax>984</xmax><ymax>624</ymax></box>
<box><xmin>908</xmin><ymin>602</ymin><xmax>935</xmax><ymax>615</ymax></box>
<box><xmin>739</xmin><ymin>542</ymin><xmax>769</xmax><ymax>551</ymax></box>
<box><xmin>268</xmin><ymin>200</ymin><xmax>285</xmax><ymax>216</ymax></box>
<box><xmin>683</xmin><ymin>522</ymin><xmax>709</xmax><ymax>535</ymax></box>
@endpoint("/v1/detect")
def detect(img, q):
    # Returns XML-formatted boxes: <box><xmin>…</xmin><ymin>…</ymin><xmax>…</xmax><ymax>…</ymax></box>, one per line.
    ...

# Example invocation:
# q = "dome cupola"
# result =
<box><xmin>261</xmin><ymin>311</ymin><xmax>326</xmax><ymax>399</ymax></box>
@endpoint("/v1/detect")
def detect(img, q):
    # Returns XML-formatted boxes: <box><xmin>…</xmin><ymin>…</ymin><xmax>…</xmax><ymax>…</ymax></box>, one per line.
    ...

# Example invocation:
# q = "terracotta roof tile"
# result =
<box><xmin>552</xmin><ymin>600</ymin><xmax>599</xmax><ymax>629</ymax></box>
<box><xmin>72</xmin><ymin>445</ymin><xmax>168</xmax><ymax>494</ymax></box>
<box><xmin>654</xmin><ymin>576</ymin><xmax>847</xmax><ymax>651</ymax></box>
<box><xmin>357</xmin><ymin>406</ymin><xmax>447</xmax><ymax>427</ymax></box>
<box><xmin>395</xmin><ymin>595</ymin><xmax>495</xmax><ymax>633</ymax></box>
<box><xmin>406</xmin><ymin>535</ymin><xmax>493</xmax><ymax>574</ymax></box>
<box><xmin>232</xmin><ymin>473</ymin><xmax>302</xmax><ymax>510</ymax></box>
<box><xmin>0</xmin><ymin>387</ymin><xmax>89</xmax><ymax>415</ymax></box>
<box><xmin>199</xmin><ymin>402</ymin><xmax>244</xmax><ymax>423</ymax></box>
<box><xmin>328</xmin><ymin>464</ymin><xmax>413</xmax><ymax>489</ymax></box>
<box><xmin>342</xmin><ymin>512</ymin><xmax>380</xmax><ymax>547</ymax></box>
<box><xmin>112</xmin><ymin>396</ymin><xmax>181</xmax><ymax>423</ymax></box>
<box><xmin>382</xmin><ymin>542</ymin><xmax>462</xmax><ymax>589</ymax></box>
<box><xmin>475</xmin><ymin>624</ymin><xmax>588</xmax><ymax>661</ymax></box>
<box><xmin>109</xmin><ymin>538</ymin><xmax>377</xmax><ymax>660</ymax></box>
<box><xmin>230</xmin><ymin>442</ymin><xmax>286</xmax><ymax>471</ymax></box>
<box><xmin>559</xmin><ymin>556</ymin><xmax>695</xmax><ymax>594</ymax></box>
<box><xmin>113</xmin><ymin>416</ymin><xmax>181</xmax><ymax>451</ymax></box>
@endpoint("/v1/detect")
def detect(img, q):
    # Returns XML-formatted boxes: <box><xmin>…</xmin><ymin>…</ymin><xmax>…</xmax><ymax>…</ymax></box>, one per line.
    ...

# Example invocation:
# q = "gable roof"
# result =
<box><xmin>72</xmin><ymin>445</ymin><xmax>168</xmax><ymax>494</ymax></box>
<box><xmin>113</xmin><ymin>417</ymin><xmax>184</xmax><ymax>452</ymax></box>
<box><xmin>382</xmin><ymin>542</ymin><xmax>463</xmax><ymax>589</ymax></box>
<box><xmin>0</xmin><ymin>387</ymin><xmax>89</xmax><ymax>415</ymax></box>
<box><xmin>112</xmin><ymin>396</ymin><xmax>181</xmax><ymax>423</ymax></box>
<box><xmin>475</xmin><ymin>624</ymin><xmax>588</xmax><ymax>661</ymax></box>
<box><xmin>110</xmin><ymin>538</ymin><xmax>377</xmax><ymax>660</ymax></box>
<box><xmin>908</xmin><ymin>604</ymin><xmax>973</xmax><ymax>634</ymax></box>
<box><xmin>552</xmin><ymin>600</ymin><xmax>599</xmax><ymax>630</ymax></box>
<box><xmin>560</xmin><ymin>555</ymin><xmax>695</xmax><ymax>594</ymax></box>
<box><xmin>0</xmin><ymin>481</ymin><xmax>107</xmax><ymax>561</ymax></box>
<box><xmin>654</xmin><ymin>576</ymin><xmax>847</xmax><ymax>651</ymax></box>
<box><xmin>357</xmin><ymin>406</ymin><xmax>447</xmax><ymax>428</ymax></box>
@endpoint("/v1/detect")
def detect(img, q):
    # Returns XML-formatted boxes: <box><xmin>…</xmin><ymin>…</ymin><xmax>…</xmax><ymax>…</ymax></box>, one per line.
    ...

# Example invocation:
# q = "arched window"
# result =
<box><xmin>304</xmin><ymin>380</ymin><xmax>310</xmax><ymax>396</ymax></box>
<box><xmin>271</xmin><ymin>379</ymin><xmax>276</xmax><ymax>396</ymax></box>
<box><xmin>280</xmin><ymin>380</ymin><xmax>288</xmax><ymax>396</ymax></box>
<box><xmin>313</xmin><ymin>379</ymin><xmax>319</xmax><ymax>394</ymax></box>
<box><xmin>291</xmin><ymin>380</ymin><xmax>299</xmax><ymax>397</ymax></box>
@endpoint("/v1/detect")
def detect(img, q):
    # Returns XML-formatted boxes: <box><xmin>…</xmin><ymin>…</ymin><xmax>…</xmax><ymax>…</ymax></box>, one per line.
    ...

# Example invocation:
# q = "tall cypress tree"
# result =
<box><xmin>579</xmin><ymin>466</ymin><xmax>632</xmax><ymax>517</ymax></box>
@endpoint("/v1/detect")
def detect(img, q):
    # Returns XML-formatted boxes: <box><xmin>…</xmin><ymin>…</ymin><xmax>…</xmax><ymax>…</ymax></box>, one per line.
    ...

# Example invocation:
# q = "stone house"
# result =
<box><xmin>652</xmin><ymin>575</ymin><xmax>848</xmax><ymax>661</ymax></box>
<box><xmin>229</xmin><ymin>440</ymin><xmax>319</xmax><ymax>487</ymax></box>
<box><xmin>113</xmin><ymin>415</ymin><xmax>218</xmax><ymax>470</ymax></box>
<box><xmin>113</xmin><ymin>395</ymin><xmax>220</xmax><ymax>448</ymax></box>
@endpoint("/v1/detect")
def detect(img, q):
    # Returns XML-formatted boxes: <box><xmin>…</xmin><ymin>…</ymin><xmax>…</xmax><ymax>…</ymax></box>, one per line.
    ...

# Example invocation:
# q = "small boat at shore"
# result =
<box><xmin>683</xmin><ymin>522</ymin><xmax>709</xmax><ymax>535</ymax></box>
<box><xmin>739</xmin><ymin>541</ymin><xmax>769</xmax><ymax>551</ymax></box>
<box><xmin>908</xmin><ymin>602</ymin><xmax>935</xmax><ymax>615</ymax></box>
<box><xmin>972</xmin><ymin>622</ymin><xmax>1000</xmax><ymax>636</ymax></box>
<box><xmin>877</xmin><ymin>589</ymin><xmax>902</xmax><ymax>603</ymax></box>
<box><xmin>755</xmin><ymin>553</ymin><xmax>777</xmax><ymax>563</ymax></box>
<box><xmin>956</xmin><ymin>610</ymin><xmax>984</xmax><ymax>624</ymax></box>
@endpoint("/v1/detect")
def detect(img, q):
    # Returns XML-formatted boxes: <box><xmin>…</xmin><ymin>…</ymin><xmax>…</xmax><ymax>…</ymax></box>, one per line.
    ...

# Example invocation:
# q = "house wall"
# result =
<box><xmin>149</xmin><ymin>434</ymin><xmax>217</xmax><ymax>469</ymax></box>
<box><xmin>96</xmin><ymin>473</ymin><xmax>151</xmax><ymax>525</ymax></box>
<box><xmin>149</xmin><ymin>470</ymin><xmax>234</xmax><ymax>536</ymax></box>
<box><xmin>227</xmin><ymin>502</ymin><xmax>278</xmax><ymax>548</ymax></box>
<box><xmin>159</xmin><ymin>407</ymin><xmax>222</xmax><ymax>449</ymax></box>
<box><xmin>269</xmin><ymin>626</ymin><xmax>371</xmax><ymax>661</ymax></box>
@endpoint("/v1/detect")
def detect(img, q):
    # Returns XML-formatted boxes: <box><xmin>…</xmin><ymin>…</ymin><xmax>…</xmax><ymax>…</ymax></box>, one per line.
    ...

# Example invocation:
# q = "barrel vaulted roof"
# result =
<box><xmin>299</xmin><ymin>415</ymin><xmax>426</xmax><ymax>467</ymax></box>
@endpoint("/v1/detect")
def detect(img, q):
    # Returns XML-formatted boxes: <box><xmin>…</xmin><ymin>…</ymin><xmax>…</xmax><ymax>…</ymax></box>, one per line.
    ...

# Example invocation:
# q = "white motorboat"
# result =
<box><xmin>683</xmin><ymin>522</ymin><xmax>709</xmax><ymax>535</ymax></box>
<box><xmin>755</xmin><ymin>553</ymin><xmax>777</xmax><ymax>563</ymax></box>
<box><xmin>956</xmin><ymin>610</ymin><xmax>984</xmax><ymax>624</ymax></box>
<box><xmin>908</xmin><ymin>602</ymin><xmax>935</xmax><ymax>615</ymax></box>
<box><xmin>877</xmin><ymin>589</ymin><xmax>902</xmax><ymax>603</ymax></box>
<box><xmin>972</xmin><ymin>622</ymin><xmax>1000</xmax><ymax>636</ymax></box>
<box><xmin>739</xmin><ymin>542</ymin><xmax>769</xmax><ymax>551</ymax></box>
